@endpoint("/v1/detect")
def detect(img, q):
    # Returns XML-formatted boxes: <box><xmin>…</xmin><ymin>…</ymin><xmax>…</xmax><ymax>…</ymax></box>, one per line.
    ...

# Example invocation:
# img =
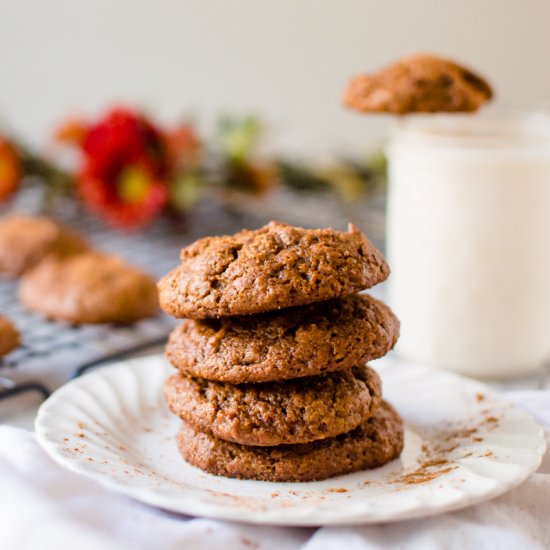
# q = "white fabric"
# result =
<box><xmin>0</xmin><ymin>391</ymin><xmax>548</xmax><ymax>550</ymax></box>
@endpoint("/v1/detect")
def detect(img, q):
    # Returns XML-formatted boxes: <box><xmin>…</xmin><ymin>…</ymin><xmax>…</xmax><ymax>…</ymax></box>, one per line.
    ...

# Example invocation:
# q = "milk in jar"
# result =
<box><xmin>386</xmin><ymin>113</ymin><xmax>550</xmax><ymax>378</ymax></box>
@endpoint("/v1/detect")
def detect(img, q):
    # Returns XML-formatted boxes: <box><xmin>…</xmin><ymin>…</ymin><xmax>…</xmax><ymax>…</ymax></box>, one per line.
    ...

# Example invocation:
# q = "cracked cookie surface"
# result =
<box><xmin>165</xmin><ymin>365</ymin><xmax>382</xmax><ymax>446</ymax></box>
<box><xmin>158</xmin><ymin>221</ymin><xmax>389</xmax><ymax>319</ymax></box>
<box><xmin>166</xmin><ymin>293</ymin><xmax>399</xmax><ymax>383</ymax></box>
<box><xmin>176</xmin><ymin>401</ymin><xmax>403</xmax><ymax>481</ymax></box>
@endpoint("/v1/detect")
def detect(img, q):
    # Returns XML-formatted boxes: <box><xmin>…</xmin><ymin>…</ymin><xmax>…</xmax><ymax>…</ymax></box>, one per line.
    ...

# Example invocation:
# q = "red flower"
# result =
<box><xmin>0</xmin><ymin>138</ymin><xmax>21</xmax><ymax>202</ymax></box>
<box><xmin>73</xmin><ymin>108</ymin><xmax>171</xmax><ymax>228</ymax></box>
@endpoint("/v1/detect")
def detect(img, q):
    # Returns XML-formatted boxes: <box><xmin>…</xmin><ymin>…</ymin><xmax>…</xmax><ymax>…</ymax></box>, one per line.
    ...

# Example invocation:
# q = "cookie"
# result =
<box><xmin>166</xmin><ymin>294</ymin><xmax>399</xmax><ymax>383</ymax></box>
<box><xmin>176</xmin><ymin>401</ymin><xmax>403</xmax><ymax>482</ymax></box>
<box><xmin>19</xmin><ymin>252</ymin><xmax>158</xmax><ymax>324</ymax></box>
<box><xmin>0</xmin><ymin>315</ymin><xmax>19</xmax><ymax>356</ymax></box>
<box><xmin>165</xmin><ymin>365</ymin><xmax>382</xmax><ymax>446</ymax></box>
<box><xmin>343</xmin><ymin>53</ymin><xmax>493</xmax><ymax>115</ymax></box>
<box><xmin>158</xmin><ymin>221</ymin><xmax>389</xmax><ymax>319</ymax></box>
<box><xmin>0</xmin><ymin>215</ymin><xmax>87</xmax><ymax>277</ymax></box>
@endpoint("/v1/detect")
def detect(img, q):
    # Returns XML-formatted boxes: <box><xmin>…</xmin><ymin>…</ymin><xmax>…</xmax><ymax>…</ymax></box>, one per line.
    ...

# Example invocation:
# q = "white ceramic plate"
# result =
<box><xmin>35</xmin><ymin>355</ymin><xmax>545</xmax><ymax>526</ymax></box>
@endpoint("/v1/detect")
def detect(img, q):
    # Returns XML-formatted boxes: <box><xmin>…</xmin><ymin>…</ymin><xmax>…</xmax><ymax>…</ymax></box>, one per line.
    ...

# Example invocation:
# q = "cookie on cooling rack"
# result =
<box><xmin>19</xmin><ymin>252</ymin><xmax>159</xmax><ymax>324</ymax></box>
<box><xmin>0</xmin><ymin>215</ymin><xmax>88</xmax><ymax>277</ymax></box>
<box><xmin>0</xmin><ymin>315</ymin><xmax>19</xmax><ymax>356</ymax></box>
<box><xmin>158</xmin><ymin>221</ymin><xmax>389</xmax><ymax>319</ymax></box>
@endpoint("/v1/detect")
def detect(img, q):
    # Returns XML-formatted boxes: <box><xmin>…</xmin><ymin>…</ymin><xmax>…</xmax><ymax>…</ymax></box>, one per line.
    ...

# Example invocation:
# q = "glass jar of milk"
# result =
<box><xmin>386</xmin><ymin>112</ymin><xmax>550</xmax><ymax>378</ymax></box>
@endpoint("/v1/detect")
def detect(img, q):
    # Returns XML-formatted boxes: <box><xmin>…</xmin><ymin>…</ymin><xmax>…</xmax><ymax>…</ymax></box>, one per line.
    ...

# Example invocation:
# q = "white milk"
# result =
<box><xmin>386</xmin><ymin>113</ymin><xmax>550</xmax><ymax>378</ymax></box>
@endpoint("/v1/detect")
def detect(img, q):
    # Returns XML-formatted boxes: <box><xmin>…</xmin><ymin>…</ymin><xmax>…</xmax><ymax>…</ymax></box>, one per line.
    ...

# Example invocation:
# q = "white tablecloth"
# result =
<box><xmin>0</xmin><ymin>391</ymin><xmax>548</xmax><ymax>550</ymax></box>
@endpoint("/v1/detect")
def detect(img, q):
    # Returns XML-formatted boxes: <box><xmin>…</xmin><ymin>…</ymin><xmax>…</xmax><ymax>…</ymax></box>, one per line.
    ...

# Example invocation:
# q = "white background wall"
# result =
<box><xmin>0</xmin><ymin>0</ymin><xmax>549</xmax><ymax>158</ymax></box>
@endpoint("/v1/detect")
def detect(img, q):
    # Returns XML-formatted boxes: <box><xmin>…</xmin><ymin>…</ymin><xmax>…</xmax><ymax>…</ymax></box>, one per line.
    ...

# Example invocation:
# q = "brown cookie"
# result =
<box><xmin>176</xmin><ymin>401</ymin><xmax>403</xmax><ymax>482</ymax></box>
<box><xmin>166</xmin><ymin>294</ymin><xmax>399</xmax><ymax>383</ymax></box>
<box><xmin>0</xmin><ymin>215</ymin><xmax>88</xmax><ymax>277</ymax></box>
<box><xmin>165</xmin><ymin>365</ymin><xmax>382</xmax><ymax>446</ymax></box>
<box><xmin>158</xmin><ymin>221</ymin><xmax>389</xmax><ymax>319</ymax></box>
<box><xmin>19</xmin><ymin>252</ymin><xmax>159</xmax><ymax>324</ymax></box>
<box><xmin>343</xmin><ymin>53</ymin><xmax>493</xmax><ymax>115</ymax></box>
<box><xmin>0</xmin><ymin>315</ymin><xmax>19</xmax><ymax>356</ymax></box>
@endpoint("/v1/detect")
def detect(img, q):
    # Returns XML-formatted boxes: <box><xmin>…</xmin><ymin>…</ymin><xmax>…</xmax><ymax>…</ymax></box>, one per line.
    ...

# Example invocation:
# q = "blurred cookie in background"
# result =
<box><xmin>0</xmin><ymin>315</ymin><xmax>19</xmax><ymax>356</ymax></box>
<box><xmin>0</xmin><ymin>215</ymin><xmax>88</xmax><ymax>277</ymax></box>
<box><xmin>19</xmin><ymin>252</ymin><xmax>159</xmax><ymax>324</ymax></box>
<box><xmin>343</xmin><ymin>53</ymin><xmax>493</xmax><ymax>115</ymax></box>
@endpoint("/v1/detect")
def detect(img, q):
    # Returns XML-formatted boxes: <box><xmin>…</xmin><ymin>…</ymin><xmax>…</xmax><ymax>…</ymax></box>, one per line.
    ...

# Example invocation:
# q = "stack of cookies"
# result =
<box><xmin>158</xmin><ymin>221</ymin><xmax>403</xmax><ymax>482</ymax></box>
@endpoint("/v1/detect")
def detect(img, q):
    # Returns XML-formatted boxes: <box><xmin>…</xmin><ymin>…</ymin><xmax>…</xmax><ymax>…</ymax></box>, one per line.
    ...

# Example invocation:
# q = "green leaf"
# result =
<box><xmin>170</xmin><ymin>173</ymin><xmax>203</xmax><ymax>211</ymax></box>
<box><xmin>218</xmin><ymin>116</ymin><xmax>263</xmax><ymax>162</ymax></box>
